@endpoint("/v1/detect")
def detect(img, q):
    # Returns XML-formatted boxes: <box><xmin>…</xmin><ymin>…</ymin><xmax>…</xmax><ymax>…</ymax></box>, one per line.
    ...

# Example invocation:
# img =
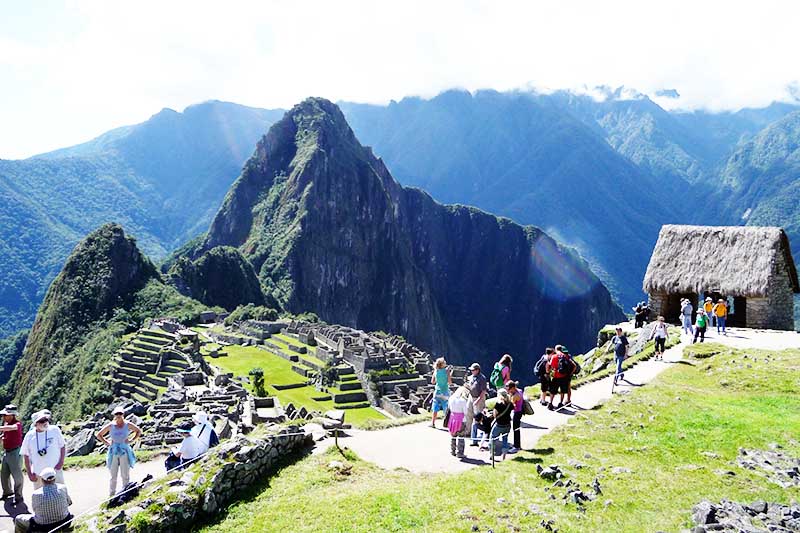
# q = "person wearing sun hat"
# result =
<box><xmin>21</xmin><ymin>410</ymin><xmax>66</xmax><ymax>489</ymax></box>
<box><xmin>13</xmin><ymin>466</ymin><xmax>72</xmax><ymax>532</ymax></box>
<box><xmin>174</xmin><ymin>421</ymin><xmax>204</xmax><ymax>465</ymax></box>
<box><xmin>0</xmin><ymin>404</ymin><xmax>25</xmax><ymax>504</ymax></box>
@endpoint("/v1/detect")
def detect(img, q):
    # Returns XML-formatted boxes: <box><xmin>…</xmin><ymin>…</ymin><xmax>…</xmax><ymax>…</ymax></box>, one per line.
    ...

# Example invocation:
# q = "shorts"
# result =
<box><xmin>540</xmin><ymin>375</ymin><xmax>551</xmax><ymax>393</ymax></box>
<box><xmin>432</xmin><ymin>396</ymin><xmax>448</xmax><ymax>413</ymax></box>
<box><xmin>549</xmin><ymin>377</ymin><xmax>569</xmax><ymax>394</ymax></box>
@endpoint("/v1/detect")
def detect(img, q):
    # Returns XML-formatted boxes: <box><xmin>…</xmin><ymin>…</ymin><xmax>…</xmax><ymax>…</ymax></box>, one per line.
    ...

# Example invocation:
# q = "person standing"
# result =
<box><xmin>430</xmin><ymin>358</ymin><xmax>452</xmax><ymax>428</ymax></box>
<box><xmin>21</xmin><ymin>411</ymin><xmax>66</xmax><ymax>489</ymax></box>
<box><xmin>506</xmin><ymin>381</ymin><xmax>523</xmax><ymax>453</ymax></box>
<box><xmin>490</xmin><ymin>390</ymin><xmax>513</xmax><ymax>458</ymax></box>
<box><xmin>693</xmin><ymin>308</ymin><xmax>708</xmax><ymax>343</ymax></box>
<box><xmin>649</xmin><ymin>316</ymin><xmax>669</xmax><ymax>360</ymax></box>
<box><xmin>447</xmin><ymin>387</ymin><xmax>469</xmax><ymax>458</ymax></box>
<box><xmin>0</xmin><ymin>405</ymin><xmax>25</xmax><ymax>505</ymax></box>
<box><xmin>546</xmin><ymin>347</ymin><xmax>570</xmax><ymax>410</ymax></box>
<box><xmin>703</xmin><ymin>297</ymin><xmax>715</xmax><ymax>328</ymax></box>
<box><xmin>713</xmin><ymin>298</ymin><xmax>728</xmax><ymax>335</ymax></box>
<box><xmin>680</xmin><ymin>299</ymin><xmax>694</xmax><ymax>336</ymax></box>
<box><xmin>611</xmin><ymin>327</ymin><xmax>629</xmax><ymax>386</ymax></box>
<box><xmin>13</xmin><ymin>467</ymin><xmax>72</xmax><ymax>533</ymax></box>
<box><xmin>535</xmin><ymin>349</ymin><xmax>554</xmax><ymax>406</ymax></box>
<box><xmin>490</xmin><ymin>354</ymin><xmax>514</xmax><ymax>391</ymax></box>
<box><xmin>96</xmin><ymin>406</ymin><xmax>142</xmax><ymax>497</ymax></box>
<box><xmin>465</xmin><ymin>363</ymin><xmax>487</xmax><ymax>447</ymax></box>
<box><xmin>633</xmin><ymin>303</ymin><xmax>644</xmax><ymax>328</ymax></box>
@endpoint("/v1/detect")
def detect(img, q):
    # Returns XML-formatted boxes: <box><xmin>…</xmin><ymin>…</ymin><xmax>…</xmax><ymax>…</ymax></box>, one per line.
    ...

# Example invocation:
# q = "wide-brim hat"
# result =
<box><xmin>31</xmin><ymin>410</ymin><xmax>50</xmax><ymax>423</ymax></box>
<box><xmin>0</xmin><ymin>404</ymin><xmax>19</xmax><ymax>416</ymax></box>
<box><xmin>112</xmin><ymin>406</ymin><xmax>125</xmax><ymax>415</ymax></box>
<box><xmin>192</xmin><ymin>411</ymin><xmax>208</xmax><ymax>424</ymax></box>
<box><xmin>705</xmin><ymin>297</ymin><xmax>712</xmax><ymax>302</ymax></box>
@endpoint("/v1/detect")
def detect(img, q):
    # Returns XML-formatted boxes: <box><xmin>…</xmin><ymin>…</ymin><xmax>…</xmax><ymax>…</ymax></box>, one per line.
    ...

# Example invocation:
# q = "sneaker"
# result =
<box><xmin>547</xmin><ymin>404</ymin><xmax>554</xmax><ymax>411</ymax></box>
<box><xmin>564</xmin><ymin>401</ymin><xmax>572</xmax><ymax>407</ymax></box>
<box><xmin>556</xmin><ymin>403</ymin><xmax>564</xmax><ymax>409</ymax></box>
<box><xmin>0</xmin><ymin>494</ymin><xmax>11</xmax><ymax>501</ymax></box>
<box><xmin>456</xmin><ymin>453</ymin><xmax>466</xmax><ymax>458</ymax></box>
<box><xmin>507</xmin><ymin>447</ymin><xmax>519</xmax><ymax>454</ymax></box>
<box><xmin>469</xmin><ymin>442</ymin><xmax>479</xmax><ymax>447</ymax></box>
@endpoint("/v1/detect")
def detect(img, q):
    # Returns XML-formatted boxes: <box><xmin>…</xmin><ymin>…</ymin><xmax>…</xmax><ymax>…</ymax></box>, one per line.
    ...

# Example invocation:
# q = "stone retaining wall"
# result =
<box><xmin>91</xmin><ymin>427</ymin><xmax>312</xmax><ymax>532</ymax></box>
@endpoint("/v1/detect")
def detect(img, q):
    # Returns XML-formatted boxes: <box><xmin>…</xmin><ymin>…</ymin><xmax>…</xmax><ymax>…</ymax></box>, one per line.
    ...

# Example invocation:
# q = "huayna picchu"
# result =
<box><xmin>169</xmin><ymin>97</ymin><xmax>625</xmax><ymax>370</ymax></box>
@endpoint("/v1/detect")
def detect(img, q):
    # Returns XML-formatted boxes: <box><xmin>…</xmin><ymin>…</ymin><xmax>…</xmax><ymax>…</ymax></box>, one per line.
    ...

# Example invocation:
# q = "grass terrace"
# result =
<box><xmin>200</xmin><ymin>343</ymin><xmax>800</xmax><ymax>532</ymax></box>
<box><xmin>204</xmin><ymin>343</ymin><xmax>385</xmax><ymax>427</ymax></box>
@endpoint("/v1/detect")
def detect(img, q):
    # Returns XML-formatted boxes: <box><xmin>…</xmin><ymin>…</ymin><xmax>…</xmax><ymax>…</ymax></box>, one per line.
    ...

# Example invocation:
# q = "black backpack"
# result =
<box><xmin>534</xmin><ymin>355</ymin><xmax>548</xmax><ymax>377</ymax></box>
<box><xmin>557</xmin><ymin>353</ymin><xmax>574</xmax><ymax>375</ymax></box>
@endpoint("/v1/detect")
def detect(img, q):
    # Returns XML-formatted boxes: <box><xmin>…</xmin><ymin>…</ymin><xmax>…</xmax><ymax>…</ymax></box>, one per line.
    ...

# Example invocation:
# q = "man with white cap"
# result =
<box><xmin>13</xmin><ymin>466</ymin><xmax>72</xmax><ymax>532</ymax></box>
<box><xmin>21</xmin><ymin>410</ymin><xmax>66</xmax><ymax>488</ymax></box>
<box><xmin>0</xmin><ymin>404</ymin><xmax>25</xmax><ymax>504</ymax></box>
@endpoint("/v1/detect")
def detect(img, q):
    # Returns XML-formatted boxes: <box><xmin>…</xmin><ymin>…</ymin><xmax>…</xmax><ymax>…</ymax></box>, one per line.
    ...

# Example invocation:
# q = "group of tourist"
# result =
<box><xmin>676</xmin><ymin>296</ymin><xmax>729</xmax><ymax>344</ymax></box>
<box><xmin>0</xmin><ymin>401</ymin><xmax>216</xmax><ymax>532</ymax></box>
<box><xmin>433</xmin><ymin>346</ymin><xmax>582</xmax><ymax>459</ymax></box>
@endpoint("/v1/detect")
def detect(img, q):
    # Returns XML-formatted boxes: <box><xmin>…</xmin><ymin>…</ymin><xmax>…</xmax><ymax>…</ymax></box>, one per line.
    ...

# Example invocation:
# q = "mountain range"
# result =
<box><xmin>1</xmin><ymin>88</ymin><xmax>799</xmax><ymax>340</ymax></box>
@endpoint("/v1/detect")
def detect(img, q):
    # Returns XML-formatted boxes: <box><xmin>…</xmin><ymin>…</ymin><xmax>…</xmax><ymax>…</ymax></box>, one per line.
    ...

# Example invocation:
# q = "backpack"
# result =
<box><xmin>556</xmin><ymin>353</ymin><xmax>574</xmax><ymax>376</ymax></box>
<box><xmin>490</xmin><ymin>362</ymin><xmax>505</xmax><ymax>389</ymax></box>
<box><xmin>534</xmin><ymin>355</ymin><xmax>548</xmax><ymax>377</ymax></box>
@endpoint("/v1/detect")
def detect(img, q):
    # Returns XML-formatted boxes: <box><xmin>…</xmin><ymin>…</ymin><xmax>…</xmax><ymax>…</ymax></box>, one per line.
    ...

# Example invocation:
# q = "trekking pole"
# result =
<box><xmin>490</xmin><ymin>421</ymin><xmax>496</xmax><ymax>469</ymax></box>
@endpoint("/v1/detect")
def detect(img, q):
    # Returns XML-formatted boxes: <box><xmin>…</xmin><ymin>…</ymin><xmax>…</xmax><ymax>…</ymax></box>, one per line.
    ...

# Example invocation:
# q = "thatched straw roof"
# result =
<box><xmin>643</xmin><ymin>225</ymin><xmax>799</xmax><ymax>296</ymax></box>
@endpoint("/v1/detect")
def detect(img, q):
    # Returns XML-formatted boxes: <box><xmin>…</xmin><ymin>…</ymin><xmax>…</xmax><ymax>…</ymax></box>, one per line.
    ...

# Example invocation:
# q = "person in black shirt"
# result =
<box><xmin>490</xmin><ymin>390</ymin><xmax>513</xmax><ymax>457</ymax></box>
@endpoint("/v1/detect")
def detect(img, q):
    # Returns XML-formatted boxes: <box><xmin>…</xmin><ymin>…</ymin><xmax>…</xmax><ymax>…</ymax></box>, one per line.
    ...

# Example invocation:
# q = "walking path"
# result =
<box><xmin>0</xmin><ymin>456</ymin><xmax>164</xmax><ymax>533</ymax></box>
<box><xmin>320</xmin><ymin>327</ymin><xmax>800</xmax><ymax>473</ymax></box>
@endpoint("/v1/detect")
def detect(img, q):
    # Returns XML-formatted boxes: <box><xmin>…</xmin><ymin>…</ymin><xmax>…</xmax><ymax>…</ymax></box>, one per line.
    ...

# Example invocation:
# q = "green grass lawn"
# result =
<box><xmin>200</xmin><ymin>343</ymin><xmax>800</xmax><ymax>532</ymax></box>
<box><xmin>205</xmin><ymin>344</ymin><xmax>384</xmax><ymax>427</ymax></box>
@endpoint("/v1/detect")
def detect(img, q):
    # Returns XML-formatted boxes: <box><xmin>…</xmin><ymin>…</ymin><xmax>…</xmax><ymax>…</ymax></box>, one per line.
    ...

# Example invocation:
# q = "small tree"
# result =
<box><xmin>248</xmin><ymin>367</ymin><xmax>266</xmax><ymax>397</ymax></box>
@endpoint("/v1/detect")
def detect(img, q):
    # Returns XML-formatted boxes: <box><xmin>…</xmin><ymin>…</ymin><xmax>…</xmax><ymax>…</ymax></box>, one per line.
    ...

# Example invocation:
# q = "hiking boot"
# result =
<box><xmin>507</xmin><ymin>447</ymin><xmax>519</xmax><ymax>454</ymax></box>
<box><xmin>556</xmin><ymin>403</ymin><xmax>564</xmax><ymax>409</ymax></box>
<box><xmin>469</xmin><ymin>442</ymin><xmax>479</xmax><ymax>447</ymax></box>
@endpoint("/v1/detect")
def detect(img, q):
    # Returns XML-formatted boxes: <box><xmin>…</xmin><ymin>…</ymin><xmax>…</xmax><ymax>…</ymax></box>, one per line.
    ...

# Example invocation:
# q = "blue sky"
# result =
<box><xmin>1</xmin><ymin>0</ymin><xmax>799</xmax><ymax>159</ymax></box>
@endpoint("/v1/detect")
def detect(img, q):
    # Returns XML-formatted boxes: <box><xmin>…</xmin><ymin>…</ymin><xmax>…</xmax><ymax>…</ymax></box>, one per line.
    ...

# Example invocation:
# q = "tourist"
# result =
<box><xmin>472</xmin><ymin>411</ymin><xmax>492</xmax><ymax>451</ymax></box>
<box><xmin>490</xmin><ymin>354</ymin><xmax>513</xmax><ymax>390</ymax></box>
<box><xmin>21</xmin><ymin>411</ymin><xmax>66</xmax><ymax>489</ymax></box>
<box><xmin>447</xmin><ymin>387</ymin><xmax>470</xmax><ymax>458</ymax></box>
<box><xmin>680</xmin><ymin>298</ymin><xmax>694</xmax><ymax>336</ymax></box>
<box><xmin>559</xmin><ymin>346</ymin><xmax>577</xmax><ymax>407</ymax></box>
<box><xmin>96</xmin><ymin>406</ymin><xmax>143</xmax><ymax>497</ymax></box>
<box><xmin>703</xmin><ymin>297</ymin><xmax>714</xmax><ymax>327</ymax></box>
<box><xmin>170</xmin><ymin>422</ymin><xmax>204</xmax><ymax>469</ymax></box>
<box><xmin>190</xmin><ymin>412</ymin><xmax>217</xmax><ymax>454</ymax></box>
<box><xmin>546</xmin><ymin>346</ymin><xmax>572</xmax><ymax>409</ymax></box>
<box><xmin>13</xmin><ymin>467</ymin><xmax>72</xmax><ymax>533</ymax></box>
<box><xmin>506</xmin><ymin>381</ymin><xmax>523</xmax><ymax>453</ymax></box>
<box><xmin>490</xmin><ymin>390</ymin><xmax>513</xmax><ymax>457</ymax></box>
<box><xmin>693</xmin><ymin>308</ymin><xmax>708</xmax><ymax>343</ymax></box>
<box><xmin>611</xmin><ymin>327</ymin><xmax>629</xmax><ymax>386</ymax></box>
<box><xmin>465</xmin><ymin>363</ymin><xmax>487</xmax><ymax>447</ymax></box>
<box><xmin>534</xmin><ymin>348</ymin><xmax>554</xmax><ymax>406</ymax></box>
<box><xmin>0</xmin><ymin>404</ymin><xmax>25</xmax><ymax>505</ymax></box>
<box><xmin>632</xmin><ymin>303</ymin><xmax>644</xmax><ymax>328</ymax></box>
<box><xmin>649</xmin><ymin>315</ymin><xmax>669</xmax><ymax>360</ymax></box>
<box><xmin>430</xmin><ymin>357</ymin><xmax>452</xmax><ymax>428</ymax></box>
<box><xmin>713</xmin><ymin>298</ymin><xmax>728</xmax><ymax>335</ymax></box>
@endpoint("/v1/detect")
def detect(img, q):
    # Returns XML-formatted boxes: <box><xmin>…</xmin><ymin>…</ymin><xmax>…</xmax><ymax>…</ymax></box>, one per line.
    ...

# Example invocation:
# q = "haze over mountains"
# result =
<box><xmin>1</xmin><ymin>87</ymin><xmax>799</xmax><ymax>339</ymax></box>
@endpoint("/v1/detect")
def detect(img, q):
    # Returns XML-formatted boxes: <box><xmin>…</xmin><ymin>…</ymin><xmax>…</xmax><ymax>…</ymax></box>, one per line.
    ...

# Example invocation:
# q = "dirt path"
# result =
<box><xmin>0</xmin><ymin>456</ymin><xmax>165</xmax><ymax>533</ymax></box>
<box><xmin>322</xmin><ymin>328</ymin><xmax>800</xmax><ymax>474</ymax></box>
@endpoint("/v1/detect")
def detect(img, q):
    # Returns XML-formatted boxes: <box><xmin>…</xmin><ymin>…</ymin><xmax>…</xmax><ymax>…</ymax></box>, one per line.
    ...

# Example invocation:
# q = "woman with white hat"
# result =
<box><xmin>95</xmin><ymin>406</ymin><xmax>142</xmax><ymax>497</ymax></box>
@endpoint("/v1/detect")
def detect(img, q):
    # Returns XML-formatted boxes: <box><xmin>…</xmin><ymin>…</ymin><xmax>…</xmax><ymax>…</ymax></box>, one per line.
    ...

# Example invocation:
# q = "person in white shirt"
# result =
<box><xmin>21</xmin><ymin>411</ymin><xmax>66</xmax><ymax>489</ymax></box>
<box><xmin>189</xmin><ymin>412</ymin><xmax>213</xmax><ymax>454</ymax></box>
<box><xmin>173</xmin><ymin>422</ymin><xmax>203</xmax><ymax>466</ymax></box>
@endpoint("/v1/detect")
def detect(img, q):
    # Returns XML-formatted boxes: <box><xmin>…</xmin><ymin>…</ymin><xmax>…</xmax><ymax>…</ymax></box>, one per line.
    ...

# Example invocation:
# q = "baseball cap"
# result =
<box><xmin>113</xmin><ymin>406</ymin><xmax>125</xmax><ymax>415</ymax></box>
<box><xmin>40</xmin><ymin>467</ymin><xmax>57</xmax><ymax>481</ymax></box>
<box><xmin>469</xmin><ymin>363</ymin><xmax>480</xmax><ymax>370</ymax></box>
<box><xmin>32</xmin><ymin>410</ymin><xmax>50</xmax><ymax>423</ymax></box>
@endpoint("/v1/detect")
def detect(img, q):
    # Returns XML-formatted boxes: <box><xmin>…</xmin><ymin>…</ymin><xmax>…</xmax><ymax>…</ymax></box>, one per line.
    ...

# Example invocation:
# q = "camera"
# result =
<box><xmin>37</xmin><ymin>449</ymin><xmax>47</xmax><ymax>457</ymax></box>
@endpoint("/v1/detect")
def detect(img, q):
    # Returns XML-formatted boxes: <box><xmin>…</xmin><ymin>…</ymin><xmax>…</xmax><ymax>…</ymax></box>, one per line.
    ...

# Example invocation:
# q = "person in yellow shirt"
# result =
<box><xmin>712</xmin><ymin>298</ymin><xmax>727</xmax><ymax>335</ymax></box>
<box><xmin>703</xmin><ymin>297</ymin><xmax>714</xmax><ymax>327</ymax></box>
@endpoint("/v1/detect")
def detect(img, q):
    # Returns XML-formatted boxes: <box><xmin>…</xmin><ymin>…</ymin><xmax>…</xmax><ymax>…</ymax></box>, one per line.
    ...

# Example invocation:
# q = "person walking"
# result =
<box><xmin>713</xmin><ymin>298</ymin><xmax>728</xmax><ymax>335</ymax></box>
<box><xmin>21</xmin><ymin>411</ymin><xmax>66</xmax><ymax>489</ymax></box>
<box><xmin>611</xmin><ymin>327</ymin><xmax>629</xmax><ymax>386</ymax></box>
<box><xmin>649</xmin><ymin>316</ymin><xmax>669</xmax><ymax>360</ymax></box>
<box><xmin>447</xmin><ymin>387</ymin><xmax>469</xmax><ymax>458</ymax></box>
<box><xmin>680</xmin><ymin>299</ymin><xmax>694</xmax><ymax>336</ymax></box>
<box><xmin>96</xmin><ymin>406</ymin><xmax>142</xmax><ymax>497</ymax></box>
<box><xmin>465</xmin><ymin>363</ymin><xmax>487</xmax><ymax>447</ymax></box>
<box><xmin>430</xmin><ymin>358</ymin><xmax>452</xmax><ymax>428</ymax></box>
<box><xmin>506</xmin><ymin>381</ymin><xmax>523</xmax><ymax>453</ymax></box>
<box><xmin>0</xmin><ymin>404</ymin><xmax>25</xmax><ymax>505</ymax></box>
<box><xmin>693</xmin><ymin>308</ymin><xmax>708</xmax><ymax>343</ymax></box>
<box><xmin>535</xmin><ymin>349</ymin><xmax>554</xmax><ymax>406</ymax></box>
<box><xmin>490</xmin><ymin>390</ymin><xmax>513</xmax><ymax>458</ymax></box>
<box><xmin>13</xmin><ymin>467</ymin><xmax>72</xmax><ymax>533</ymax></box>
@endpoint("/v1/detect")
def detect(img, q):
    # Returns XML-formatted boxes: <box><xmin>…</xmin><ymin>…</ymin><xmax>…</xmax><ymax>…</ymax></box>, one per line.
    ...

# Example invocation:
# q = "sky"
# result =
<box><xmin>1</xmin><ymin>0</ymin><xmax>799</xmax><ymax>159</ymax></box>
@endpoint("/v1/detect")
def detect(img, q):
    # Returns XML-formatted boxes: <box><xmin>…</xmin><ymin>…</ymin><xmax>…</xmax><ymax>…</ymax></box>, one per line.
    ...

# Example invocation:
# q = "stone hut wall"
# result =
<box><xmin>764</xmin><ymin>253</ymin><xmax>796</xmax><ymax>330</ymax></box>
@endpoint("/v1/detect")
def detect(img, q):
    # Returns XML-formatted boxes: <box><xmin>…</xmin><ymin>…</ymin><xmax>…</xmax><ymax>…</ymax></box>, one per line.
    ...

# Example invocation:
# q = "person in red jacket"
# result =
<box><xmin>0</xmin><ymin>404</ymin><xmax>25</xmax><ymax>504</ymax></box>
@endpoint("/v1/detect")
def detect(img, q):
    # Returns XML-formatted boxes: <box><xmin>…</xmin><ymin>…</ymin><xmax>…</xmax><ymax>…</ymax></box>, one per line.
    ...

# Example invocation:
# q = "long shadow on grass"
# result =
<box><xmin>510</xmin><ymin>456</ymin><xmax>542</xmax><ymax>464</ymax></box>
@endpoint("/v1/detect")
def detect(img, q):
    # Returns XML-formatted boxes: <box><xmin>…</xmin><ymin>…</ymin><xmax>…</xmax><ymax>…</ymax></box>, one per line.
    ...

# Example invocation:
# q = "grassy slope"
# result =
<box><xmin>200</xmin><ymin>343</ymin><xmax>800</xmax><ymax>532</ymax></box>
<box><xmin>205</xmin><ymin>343</ymin><xmax>385</xmax><ymax>426</ymax></box>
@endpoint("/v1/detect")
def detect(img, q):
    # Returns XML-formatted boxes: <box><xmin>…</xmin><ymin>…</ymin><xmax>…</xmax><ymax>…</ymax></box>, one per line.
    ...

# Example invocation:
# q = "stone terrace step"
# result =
<box><xmin>337</xmin><ymin>381</ymin><xmax>363</xmax><ymax>391</ymax></box>
<box><xmin>137</xmin><ymin>331</ymin><xmax>173</xmax><ymax>344</ymax></box>
<box><xmin>118</xmin><ymin>359</ymin><xmax>157</xmax><ymax>374</ymax></box>
<box><xmin>339</xmin><ymin>374</ymin><xmax>359</xmax><ymax>382</ymax></box>
<box><xmin>132</xmin><ymin>340</ymin><xmax>163</xmax><ymax>352</ymax></box>
<box><xmin>140</xmin><ymin>329</ymin><xmax>175</xmax><ymax>341</ymax></box>
<box><xmin>118</xmin><ymin>382</ymin><xmax>156</xmax><ymax>401</ymax></box>
<box><xmin>142</xmin><ymin>375</ymin><xmax>168</xmax><ymax>388</ymax></box>
<box><xmin>333</xmin><ymin>391</ymin><xmax>368</xmax><ymax>404</ymax></box>
<box><xmin>112</xmin><ymin>364</ymin><xmax>147</xmax><ymax>379</ymax></box>
<box><xmin>120</xmin><ymin>350</ymin><xmax>156</xmax><ymax>364</ymax></box>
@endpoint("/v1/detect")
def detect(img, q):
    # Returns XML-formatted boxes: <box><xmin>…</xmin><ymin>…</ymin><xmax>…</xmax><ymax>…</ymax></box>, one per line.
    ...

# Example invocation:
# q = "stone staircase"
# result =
<box><xmin>111</xmin><ymin>329</ymin><xmax>192</xmax><ymax>403</ymax></box>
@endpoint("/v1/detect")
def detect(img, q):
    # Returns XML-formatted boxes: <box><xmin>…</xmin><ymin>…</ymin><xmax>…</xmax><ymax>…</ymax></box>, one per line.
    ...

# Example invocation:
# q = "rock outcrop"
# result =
<box><xmin>176</xmin><ymin>98</ymin><xmax>625</xmax><ymax>369</ymax></box>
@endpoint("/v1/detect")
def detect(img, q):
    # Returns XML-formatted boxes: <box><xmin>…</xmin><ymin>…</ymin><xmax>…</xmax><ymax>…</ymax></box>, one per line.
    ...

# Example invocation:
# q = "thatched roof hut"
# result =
<box><xmin>643</xmin><ymin>225</ymin><xmax>798</xmax><ymax>330</ymax></box>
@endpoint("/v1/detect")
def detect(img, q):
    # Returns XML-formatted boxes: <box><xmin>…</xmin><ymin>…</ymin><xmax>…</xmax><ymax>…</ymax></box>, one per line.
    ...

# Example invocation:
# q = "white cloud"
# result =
<box><xmin>1</xmin><ymin>0</ymin><xmax>799</xmax><ymax>158</ymax></box>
